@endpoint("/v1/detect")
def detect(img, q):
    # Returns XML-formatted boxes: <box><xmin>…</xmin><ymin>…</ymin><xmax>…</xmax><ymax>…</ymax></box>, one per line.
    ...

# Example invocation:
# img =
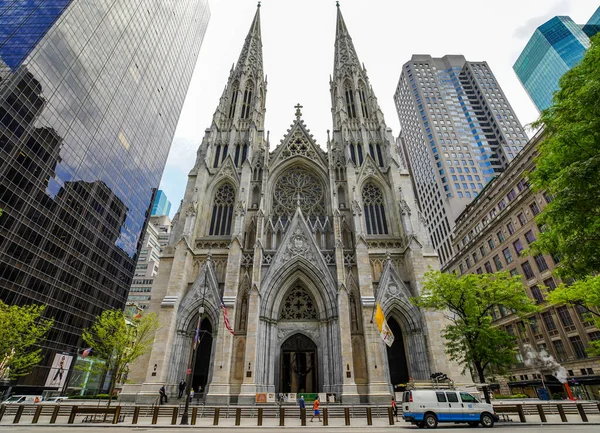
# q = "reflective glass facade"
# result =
<box><xmin>151</xmin><ymin>190</ymin><xmax>171</xmax><ymax>216</ymax></box>
<box><xmin>514</xmin><ymin>9</ymin><xmax>600</xmax><ymax>112</ymax></box>
<box><xmin>0</xmin><ymin>0</ymin><xmax>210</xmax><ymax>389</ymax></box>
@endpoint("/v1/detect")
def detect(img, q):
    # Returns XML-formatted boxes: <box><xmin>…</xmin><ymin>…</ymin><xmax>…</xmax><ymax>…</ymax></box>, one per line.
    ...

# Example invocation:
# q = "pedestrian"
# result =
<box><xmin>159</xmin><ymin>385</ymin><xmax>168</xmax><ymax>405</ymax></box>
<box><xmin>189</xmin><ymin>389</ymin><xmax>194</xmax><ymax>403</ymax></box>
<box><xmin>299</xmin><ymin>395</ymin><xmax>305</xmax><ymax>419</ymax></box>
<box><xmin>392</xmin><ymin>397</ymin><xmax>398</xmax><ymax>421</ymax></box>
<box><xmin>310</xmin><ymin>396</ymin><xmax>321</xmax><ymax>422</ymax></box>
<box><xmin>178</xmin><ymin>379</ymin><xmax>186</xmax><ymax>399</ymax></box>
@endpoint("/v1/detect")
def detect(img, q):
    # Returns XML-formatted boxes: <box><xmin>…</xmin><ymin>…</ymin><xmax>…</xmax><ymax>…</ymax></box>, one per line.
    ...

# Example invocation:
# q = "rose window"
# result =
<box><xmin>273</xmin><ymin>168</ymin><xmax>325</xmax><ymax>217</ymax></box>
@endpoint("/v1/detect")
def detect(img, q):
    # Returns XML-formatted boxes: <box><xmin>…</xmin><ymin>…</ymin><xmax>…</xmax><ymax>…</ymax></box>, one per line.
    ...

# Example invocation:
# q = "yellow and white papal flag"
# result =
<box><xmin>375</xmin><ymin>302</ymin><xmax>395</xmax><ymax>347</ymax></box>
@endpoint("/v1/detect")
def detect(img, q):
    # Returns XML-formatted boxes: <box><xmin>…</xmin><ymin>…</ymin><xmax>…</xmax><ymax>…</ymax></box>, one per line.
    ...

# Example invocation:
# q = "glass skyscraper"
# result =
<box><xmin>395</xmin><ymin>55</ymin><xmax>527</xmax><ymax>265</ymax></box>
<box><xmin>514</xmin><ymin>7</ymin><xmax>600</xmax><ymax>112</ymax></box>
<box><xmin>151</xmin><ymin>190</ymin><xmax>171</xmax><ymax>216</ymax></box>
<box><xmin>0</xmin><ymin>0</ymin><xmax>210</xmax><ymax>390</ymax></box>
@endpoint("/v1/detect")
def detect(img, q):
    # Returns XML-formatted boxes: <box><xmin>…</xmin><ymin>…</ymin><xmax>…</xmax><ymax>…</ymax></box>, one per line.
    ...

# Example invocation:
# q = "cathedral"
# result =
<box><xmin>124</xmin><ymin>4</ymin><xmax>466</xmax><ymax>404</ymax></box>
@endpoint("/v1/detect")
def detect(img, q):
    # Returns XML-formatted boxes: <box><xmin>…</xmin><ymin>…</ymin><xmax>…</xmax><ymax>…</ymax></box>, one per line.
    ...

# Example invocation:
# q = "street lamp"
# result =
<box><xmin>181</xmin><ymin>275</ymin><xmax>208</xmax><ymax>425</ymax></box>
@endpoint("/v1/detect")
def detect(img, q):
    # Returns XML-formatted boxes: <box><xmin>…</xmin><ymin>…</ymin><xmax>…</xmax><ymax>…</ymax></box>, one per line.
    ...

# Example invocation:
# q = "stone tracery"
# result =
<box><xmin>273</xmin><ymin>167</ymin><xmax>325</xmax><ymax>217</ymax></box>
<box><xmin>279</xmin><ymin>285</ymin><xmax>318</xmax><ymax>321</ymax></box>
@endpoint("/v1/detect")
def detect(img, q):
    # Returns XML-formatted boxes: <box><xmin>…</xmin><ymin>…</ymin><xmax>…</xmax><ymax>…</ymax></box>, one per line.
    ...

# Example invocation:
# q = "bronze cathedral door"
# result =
<box><xmin>280</xmin><ymin>333</ymin><xmax>318</xmax><ymax>394</ymax></box>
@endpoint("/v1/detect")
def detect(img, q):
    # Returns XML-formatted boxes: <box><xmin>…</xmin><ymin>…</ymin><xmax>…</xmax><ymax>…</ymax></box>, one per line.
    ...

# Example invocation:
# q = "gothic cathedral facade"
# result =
<box><xmin>124</xmin><ymin>5</ymin><xmax>466</xmax><ymax>404</ymax></box>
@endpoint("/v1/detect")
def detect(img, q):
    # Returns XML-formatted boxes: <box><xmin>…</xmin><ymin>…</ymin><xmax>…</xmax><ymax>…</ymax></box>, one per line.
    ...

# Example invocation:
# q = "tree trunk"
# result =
<box><xmin>106</xmin><ymin>364</ymin><xmax>118</xmax><ymax>408</ymax></box>
<box><xmin>475</xmin><ymin>362</ymin><xmax>491</xmax><ymax>404</ymax></box>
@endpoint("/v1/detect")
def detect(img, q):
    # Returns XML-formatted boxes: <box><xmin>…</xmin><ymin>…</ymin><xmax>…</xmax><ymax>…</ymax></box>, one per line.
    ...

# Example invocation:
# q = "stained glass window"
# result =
<box><xmin>362</xmin><ymin>182</ymin><xmax>388</xmax><ymax>235</ymax></box>
<box><xmin>209</xmin><ymin>183</ymin><xmax>235</xmax><ymax>235</ymax></box>
<box><xmin>273</xmin><ymin>168</ymin><xmax>325</xmax><ymax>217</ymax></box>
<box><xmin>280</xmin><ymin>286</ymin><xmax>318</xmax><ymax>321</ymax></box>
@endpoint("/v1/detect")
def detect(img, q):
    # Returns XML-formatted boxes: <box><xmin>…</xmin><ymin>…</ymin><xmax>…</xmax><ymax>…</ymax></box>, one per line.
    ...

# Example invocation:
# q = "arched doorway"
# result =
<box><xmin>280</xmin><ymin>333</ymin><xmax>318</xmax><ymax>394</ymax></box>
<box><xmin>386</xmin><ymin>317</ymin><xmax>410</xmax><ymax>391</ymax></box>
<box><xmin>193</xmin><ymin>318</ymin><xmax>213</xmax><ymax>394</ymax></box>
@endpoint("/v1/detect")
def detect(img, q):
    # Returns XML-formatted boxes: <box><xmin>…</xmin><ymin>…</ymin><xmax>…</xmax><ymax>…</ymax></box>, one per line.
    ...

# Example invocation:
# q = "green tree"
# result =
<box><xmin>0</xmin><ymin>300</ymin><xmax>54</xmax><ymax>380</ymax></box>
<box><xmin>412</xmin><ymin>270</ymin><xmax>537</xmax><ymax>403</ymax></box>
<box><xmin>82</xmin><ymin>310</ymin><xmax>159</xmax><ymax>405</ymax></box>
<box><xmin>545</xmin><ymin>276</ymin><xmax>600</xmax><ymax>356</ymax></box>
<box><xmin>529</xmin><ymin>34</ymin><xmax>600</xmax><ymax>279</ymax></box>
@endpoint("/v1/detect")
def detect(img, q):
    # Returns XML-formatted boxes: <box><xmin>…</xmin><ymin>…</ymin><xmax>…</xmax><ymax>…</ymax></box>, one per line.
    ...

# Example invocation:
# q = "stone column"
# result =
<box><xmin>337</xmin><ymin>286</ymin><xmax>359</xmax><ymax>402</ymax></box>
<box><xmin>238</xmin><ymin>286</ymin><xmax>260</xmax><ymax>402</ymax></box>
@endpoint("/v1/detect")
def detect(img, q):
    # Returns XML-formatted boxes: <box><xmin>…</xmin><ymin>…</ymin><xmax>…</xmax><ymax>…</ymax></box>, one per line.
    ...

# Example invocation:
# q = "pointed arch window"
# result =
<box><xmin>229</xmin><ymin>83</ymin><xmax>239</xmax><ymax>118</ymax></box>
<box><xmin>213</xmin><ymin>145</ymin><xmax>222</xmax><ymax>168</ymax></box>
<box><xmin>356</xmin><ymin>143</ymin><xmax>364</xmax><ymax>165</ymax></box>
<box><xmin>358</xmin><ymin>82</ymin><xmax>369</xmax><ymax>119</ymax></box>
<box><xmin>344</xmin><ymin>82</ymin><xmax>357</xmax><ymax>119</ymax></box>
<box><xmin>362</xmin><ymin>182</ymin><xmax>388</xmax><ymax>235</ymax></box>
<box><xmin>209</xmin><ymin>183</ymin><xmax>235</xmax><ymax>236</ymax></box>
<box><xmin>234</xmin><ymin>144</ymin><xmax>249</xmax><ymax>167</ymax></box>
<box><xmin>241</xmin><ymin>82</ymin><xmax>253</xmax><ymax>119</ymax></box>
<box><xmin>280</xmin><ymin>285</ymin><xmax>318</xmax><ymax>321</ymax></box>
<box><xmin>376</xmin><ymin>143</ymin><xmax>384</xmax><ymax>167</ymax></box>
<box><xmin>221</xmin><ymin>144</ymin><xmax>228</xmax><ymax>162</ymax></box>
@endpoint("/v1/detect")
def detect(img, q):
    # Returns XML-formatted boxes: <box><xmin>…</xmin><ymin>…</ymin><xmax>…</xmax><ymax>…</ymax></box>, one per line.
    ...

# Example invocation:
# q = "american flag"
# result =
<box><xmin>193</xmin><ymin>317</ymin><xmax>201</xmax><ymax>350</ymax></box>
<box><xmin>221</xmin><ymin>299</ymin><xmax>234</xmax><ymax>335</ymax></box>
<box><xmin>82</xmin><ymin>348</ymin><xmax>92</xmax><ymax>358</ymax></box>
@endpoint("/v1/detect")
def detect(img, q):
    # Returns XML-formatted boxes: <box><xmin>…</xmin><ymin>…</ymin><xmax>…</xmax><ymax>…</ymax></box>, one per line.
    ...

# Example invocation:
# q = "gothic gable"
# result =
<box><xmin>261</xmin><ymin>207</ymin><xmax>336</xmax><ymax>293</ymax></box>
<box><xmin>211</xmin><ymin>155</ymin><xmax>240</xmax><ymax>186</ymax></box>
<box><xmin>376</xmin><ymin>257</ymin><xmax>412</xmax><ymax>303</ymax></box>
<box><xmin>356</xmin><ymin>154</ymin><xmax>389</xmax><ymax>188</ymax></box>
<box><xmin>270</xmin><ymin>117</ymin><xmax>327</xmax><ymax>168</ymax></box>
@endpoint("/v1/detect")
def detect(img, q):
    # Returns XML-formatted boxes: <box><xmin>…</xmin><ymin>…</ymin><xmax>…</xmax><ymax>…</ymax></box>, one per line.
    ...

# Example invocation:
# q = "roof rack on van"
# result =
<box><xmin>406</xmin><ymin>379</ymin><xmax>456</xmax><ymax>390</ymax></box>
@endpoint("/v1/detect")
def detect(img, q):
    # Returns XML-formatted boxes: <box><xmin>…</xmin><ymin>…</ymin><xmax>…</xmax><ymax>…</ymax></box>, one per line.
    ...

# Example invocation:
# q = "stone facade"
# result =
<box><xmin>443</xmin><ymin>131</ymin><xmax>600</xmax><ymax>400</ymax></box>
<box><xmin>122</xmin><ymin>4</ymin><xmax>467</xmax><ymax>404</ymax></box>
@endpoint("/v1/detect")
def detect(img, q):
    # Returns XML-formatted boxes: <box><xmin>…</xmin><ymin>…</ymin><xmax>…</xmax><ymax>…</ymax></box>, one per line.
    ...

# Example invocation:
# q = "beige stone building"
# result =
<box><xmin>122</xmin><ymin>5</ymin><xmax>467</xmax><ymax>404</ymax></box>
<box><xmin>443</xmin><ymin>130</ymin><xmax>600</xmax><ymax>400</ymax></box>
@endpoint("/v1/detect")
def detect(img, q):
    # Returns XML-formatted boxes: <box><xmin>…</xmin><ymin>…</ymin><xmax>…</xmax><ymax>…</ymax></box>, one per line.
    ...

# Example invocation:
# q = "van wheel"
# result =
<box><xmin>423</xmin><ymin>413</ymin><xmax>438</xmax><ymax>429</ymax></box>
<box><xmin>481</xmin><ymin>413</ymin><xmax>494</xmax><ymax>428</ymax></box>
<box><xmin>468</xmin><ymin>421</ymin><xmax>479</xmax><ymax>427</ymax></box>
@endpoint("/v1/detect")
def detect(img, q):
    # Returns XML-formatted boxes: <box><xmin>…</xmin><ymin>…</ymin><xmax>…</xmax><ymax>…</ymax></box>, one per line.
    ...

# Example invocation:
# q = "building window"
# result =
<box><xmin>576</xmin><ymin>305</ymin><xmax>594</xmax><ymax>326</ymax></box>
<box><xmin>507</xmin><ymin>189</ymin><xmax>517</xmax><ymax>201</ymax></box>
<box><xmin>543</xmin><ymin>277</ymin><xmax>557</xmax><ymax>291</ymax></box>
<box><xmin>530</xmin><ymin>201</ymin><xmax>541</xmax><ymax>216</ymax></box>
<box><xmin>534</xmin><ymin>254</ymin><xmax>549</xmax><ymax>272</ymax></box>
<box><xmin>542</xmin><ymin>192</ymin><xmax>553</xmax><ymax>204</ymax></box>
<box><xmin>521</xmin><ymin>262</ymin><xmax>535</xmax><ymax>280</ymax></box>
<box><xmin>503</xmin><ymin>248</ymin><xmax>513</xmax><ymax>264</ymax></box>
<box><xmin>588</xmin><ymin>331</ymin><xmax>600</xmax><ymax>341</ymax></box>
<box><xmin>510</xmin><ymin>268</ymin><xmax>519</xmax><ymax>277</ymax></box>
<box><xmin>542</xmin><ymin>311</ymin><xmax>557</xmax><ymax>332</ymax></box>
<box><xmin>530</xmin><ymin>286</ymin><xmax>545</xmax><ymax>304</ymax></box>
<box><xmin>493</xmin><ymin>255</ymin><xmax>503</xmax><ymax>271</ymax></box>
<box><xmin>517</xmin><ymin>212</ymin><xmax>527</xmax><ymax>226</ymax></box>
<box><xmin>479</xmin><ymin>245</ymin><xmax>486</xmax><ymax>257</ymax></box>
<box><xmin>552</xmin><ymin>339</ymin><xmax>568</xmax><ymax>362</ymax></box>
<box><xmin>524</xmin><ymin>230</ymin><xmax>536</xmax><ymax>244</ymax></box>
<box><xmin>556</xmin><ymin>306</ymin><xmax>574</xmax><ymax>327</ymax></box>
<box><xmin>488</xmin><ymin>238</ymin><xmax>495</xmax><ymax>250</ymax></box>
<box><xmin>570</xmin><ymin>336</ymin><xmax>587</xmax><ymax>359</ymax></box>
<box><xmin>345</xmin><ymin>82</ymin><xmax>357</xmax><ymax>119</ymax></box>
<box><xmin>513</xmin><ymin>239</ymin><xmax>524</xmax><ymax>255</ymax></box>
<box><xmin>507</xmin><ymin>221</ymin><xmax>515</xmax><ymax>235</ymax></box>
<box><xmin>228</xmin><ymin>82</ymin><xmax>239</xmax><ymax>118</ymax></box>
<box><xmin>241</xmin><ymin>82</ymin><xmax>253</xmax><ymax>119</ymax></box>
<box><xmin>362</xmin><ymin>182</ymin><xmax>388</xmax><ymax>235</ymax></box>
<box><xmin>497</xmin><ymin>231</ymin><xmax>505</xmax><ymax>243</ymax></box>
<box><xmin>358</xmin><ymin>82</ymin><xmax>369</xmax><ymax>119</ymax></box>
<box><xmin>484</xmin><ymin>261</ymin><xmax>493</xmax><ymax>273</ymax></box>
<box><xmin>209</xmin><ymin>183</ymin><xmax>235</xmax><ymax>236</ymax></box>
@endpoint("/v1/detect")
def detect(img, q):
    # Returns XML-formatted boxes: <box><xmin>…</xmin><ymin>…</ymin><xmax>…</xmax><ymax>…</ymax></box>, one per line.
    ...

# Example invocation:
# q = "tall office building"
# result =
<box><xmin>395</xmin><ymin>55</ymin><xmax>527</xmax><ymax>265</ymax></box>
<box><xmin>127</xmin><ymin>215</ymin><xmax>172</xmax><ymax>311</ymax></box>
<box><xmin>514</xmin><ymin>7</ymin><xmax>600</xmax><ymax>112</ymax></box>
<box><xmin>151</xmin><ymin>190</ymin><xmax>171</xmax><ymax>216</ymax></box>
<box><xmin>0</xmin><ymin>1</ymin><xmax>210</xmax><ymax>390</ymax></box>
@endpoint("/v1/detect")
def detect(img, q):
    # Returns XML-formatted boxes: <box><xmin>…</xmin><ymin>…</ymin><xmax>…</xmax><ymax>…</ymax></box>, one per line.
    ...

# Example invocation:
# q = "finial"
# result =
<box><xmin>257</xmin><ymin>1</ymin><xmax>261</xmax><ymax>7</ymax></box>
<box><xmin>294</xmin><ymin>103</ymin><xmax>303</xmax><ymax>119</ymax></box>
<box><xmin>336</xmin><ymin>1</ymin><xmax>340</xmax><ymax>7</ymax></box>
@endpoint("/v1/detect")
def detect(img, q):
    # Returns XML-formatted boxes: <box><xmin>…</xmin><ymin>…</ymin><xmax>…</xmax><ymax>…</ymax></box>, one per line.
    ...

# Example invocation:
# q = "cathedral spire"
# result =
<box><xmin>234</xmin><ymin>3</ymin><xmax>263</xmax><ymax>77</ymax></box>
<box><xmin>333</xmin><ymin>3</ymin><xmax>361</xmax><ymax>77</ymax></box>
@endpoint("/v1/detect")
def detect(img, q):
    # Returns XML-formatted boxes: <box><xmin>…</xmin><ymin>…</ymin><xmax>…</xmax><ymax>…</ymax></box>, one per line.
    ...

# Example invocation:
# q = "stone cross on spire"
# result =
<box><xmin>294</xmin><ymin>103</ymin><xmax>303</xmax><ymax>119</ymax></box>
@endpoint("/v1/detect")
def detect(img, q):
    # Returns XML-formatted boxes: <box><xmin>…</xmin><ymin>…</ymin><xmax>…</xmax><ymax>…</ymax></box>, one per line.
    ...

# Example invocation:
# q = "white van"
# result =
<box><xmin>402</xmin><ymin>389</ymin><xmax>499</xmax><ymax>428</ymax></box>
<box><xmin>1</xmin><ymin>395</ymin><xmax>43</xmax><ymax>404</ymax></box>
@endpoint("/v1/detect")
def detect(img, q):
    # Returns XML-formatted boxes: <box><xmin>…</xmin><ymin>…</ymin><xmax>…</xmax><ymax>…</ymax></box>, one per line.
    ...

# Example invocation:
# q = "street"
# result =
<box><xmin>5</xmin><ymin>424</ymin><xmax>600</xmax><ymax>432</ymax></box>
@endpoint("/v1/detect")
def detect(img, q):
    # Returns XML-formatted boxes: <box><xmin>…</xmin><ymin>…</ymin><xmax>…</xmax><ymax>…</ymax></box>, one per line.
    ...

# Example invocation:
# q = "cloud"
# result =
<box><xmin>164</xmin><ymin>136</ymin><xmax>200</xmax><ymax>173</ymax></box>
<box><xmin>513</xmin><ymin>0</ymin><xmax>570</xmax><ymax>39</ymax></box>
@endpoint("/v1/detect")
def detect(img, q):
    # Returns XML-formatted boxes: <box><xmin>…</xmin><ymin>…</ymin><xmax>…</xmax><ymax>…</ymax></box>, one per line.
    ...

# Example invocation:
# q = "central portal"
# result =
<box><xmin>280</xmin><ymin>333</ymin><xmax>318</xmax><ymax>394</ymax></box>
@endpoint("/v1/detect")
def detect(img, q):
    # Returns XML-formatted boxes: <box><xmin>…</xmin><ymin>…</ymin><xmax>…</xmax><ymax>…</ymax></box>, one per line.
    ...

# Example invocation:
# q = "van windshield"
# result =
<box><xmin>460</xmin><ymin>392</ymin><xmax>480</xmax><ymax>403</ymax></box>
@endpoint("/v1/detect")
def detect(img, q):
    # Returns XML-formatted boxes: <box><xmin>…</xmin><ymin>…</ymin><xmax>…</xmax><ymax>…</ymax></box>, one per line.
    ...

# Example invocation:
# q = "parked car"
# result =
<box><xmin>1</xmin><ymin>395</ymin><xmax>43</xmax><ymax>404</ymax></box>
<box><xmin>42</xmin><ymin>396</ymin><xmax>69</xmax><ymax>403</ymax></box>
<box><xmin>402</xmin><ymin>389</ymin><xmax>499</xmax><ymax>428</ymax></box>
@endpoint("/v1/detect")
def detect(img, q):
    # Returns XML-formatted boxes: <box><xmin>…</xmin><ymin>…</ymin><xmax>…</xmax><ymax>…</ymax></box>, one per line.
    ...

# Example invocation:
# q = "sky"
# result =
<box><xmin>159</xmin><ymin>0</ymin><xmax>600</xmax><ymax>218</ymax></box>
